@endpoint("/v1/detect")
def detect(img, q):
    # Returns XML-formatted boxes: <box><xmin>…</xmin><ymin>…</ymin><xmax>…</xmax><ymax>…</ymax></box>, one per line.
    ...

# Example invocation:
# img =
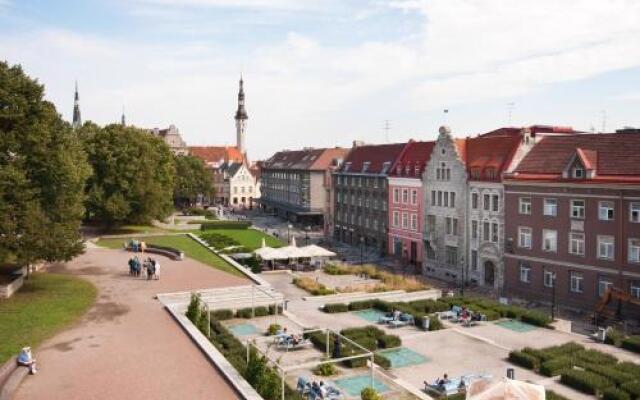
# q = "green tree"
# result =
<box><xmin>81</xmin><ymin>123</ymin><xmax>176</xmax><ymax>226</ymax></box>
<box><xmin>0</xmin><ymin>62</ymin><xmax>90</xmax><ymax>265</ymax></box>
<box><xmin>173</xmin><ymin>154</ymin><xmax>213</xmax><ymax>208</ymax></box>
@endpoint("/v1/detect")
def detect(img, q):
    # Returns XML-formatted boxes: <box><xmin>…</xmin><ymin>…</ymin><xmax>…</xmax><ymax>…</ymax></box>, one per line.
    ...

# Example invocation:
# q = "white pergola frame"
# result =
<box><xmin>246</xmin><ymin>328</ymin><xmax>376</xmax><ymax>400</ymax></box>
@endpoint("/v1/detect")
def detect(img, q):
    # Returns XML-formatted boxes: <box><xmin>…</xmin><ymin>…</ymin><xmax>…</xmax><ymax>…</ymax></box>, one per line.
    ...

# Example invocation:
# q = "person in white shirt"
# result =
<box><xmin>154</xmin><ymin>260</ymin><xmax>160</xmax><ymax>280</ymax></box>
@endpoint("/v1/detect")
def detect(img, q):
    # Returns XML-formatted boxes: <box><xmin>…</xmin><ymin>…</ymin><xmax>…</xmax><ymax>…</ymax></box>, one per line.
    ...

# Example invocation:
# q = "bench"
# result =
<box><xmin>125</xmin><ymin>244</ymin><xmax>184</xmax><ymax>261</ymax></box>
<box><xmin>0</xmin><ymin>357</ymin><xmax>29</xmax><ymax>400</ymax></box>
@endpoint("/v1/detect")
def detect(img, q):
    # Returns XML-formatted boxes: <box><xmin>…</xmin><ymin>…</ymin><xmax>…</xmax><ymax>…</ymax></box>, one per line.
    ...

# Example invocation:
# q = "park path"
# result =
<box><xmin>14</xmin><ymin>246</ymin><xmax>247</xmax><ymax>400</ymax></box>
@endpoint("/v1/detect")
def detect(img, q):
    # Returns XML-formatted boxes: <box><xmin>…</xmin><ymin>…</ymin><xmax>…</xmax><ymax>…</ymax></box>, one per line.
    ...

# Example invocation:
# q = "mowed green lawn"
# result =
<box><xmin>0</xmin><ymin>273</ymin><xmax>97</xmax><ymax>364</ymax></box>
<box><xmin>96</xmin><ymin>235</ymin><xmax>245</xmax><ymax>278</ymax></box>
<box><xmin>205</xmin><ymin>228</ymin><xmax>284</xmax><ymax>250</ymax></box>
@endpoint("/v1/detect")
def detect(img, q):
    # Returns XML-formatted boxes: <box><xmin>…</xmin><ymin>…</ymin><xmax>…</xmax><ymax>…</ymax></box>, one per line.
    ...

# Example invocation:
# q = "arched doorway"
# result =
<box><xmin>484</xmin><ymin>261</ymin><xmax>495</xmax><ymax>287</ymax></box>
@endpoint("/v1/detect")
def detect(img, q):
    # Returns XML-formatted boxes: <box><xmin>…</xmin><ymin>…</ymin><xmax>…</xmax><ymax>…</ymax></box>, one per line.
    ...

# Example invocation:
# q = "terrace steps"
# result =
<box><xmin>157</xmin><ymin>285</ymin><xmax>285</xmax><ymax>311</ymax></box>
<box><xmin>304</xmin><ymin>288</ymin><xmax>442</xmax><ymax>305</ymax></box>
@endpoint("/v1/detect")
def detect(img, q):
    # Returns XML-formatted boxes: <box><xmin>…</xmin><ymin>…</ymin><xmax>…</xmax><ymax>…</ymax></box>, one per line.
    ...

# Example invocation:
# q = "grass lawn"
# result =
<box><xmin>0</xmin><ymin>273</ymin><xmax>97</xmax><ymax>364</ymax></box>
<box><xmin>202</xmin><ymin>228</ymin><xmax>284</xmax><ymax>250</ymax></box>
<box><xmin>95</xmin><ymin>235</ymin><xmax>246</xmax><ymax>278</ymax></box>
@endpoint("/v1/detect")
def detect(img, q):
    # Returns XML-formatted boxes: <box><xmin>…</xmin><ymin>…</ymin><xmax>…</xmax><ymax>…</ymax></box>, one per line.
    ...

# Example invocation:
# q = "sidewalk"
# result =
<box><xmin>14</xmin><ymin>247</ymin><xmax>247</xmax><ymax>400</ymax></box>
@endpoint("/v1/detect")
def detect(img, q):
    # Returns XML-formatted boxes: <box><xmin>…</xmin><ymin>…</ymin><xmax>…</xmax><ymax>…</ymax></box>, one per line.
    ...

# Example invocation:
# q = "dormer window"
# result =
<box><xmin>405</xmin><ymin>165</ymin><xmax>411</xmax><ymax>175</ymax></box>
<box><xmin>396</xmin><ymin>165</ymin><xmax>402</xmax><ymax>175</ymax></box>
<box><xmin>362</xmin><ymin>161</ymin><xmax>370</xmax><ymax>173</ymax></box>
<box><xmin>572</xmin><ymin>166</ymin><xmax>584</xmax><ymax>179</ymax></box>
<box><xmin>381</xmin><ymin>161</ymin><xmax>391</xmax><ymax>174</ymax></box>
<box><xmin>486</xmin><ymin>168</ymin><xmax>497</xmax><ymax>180</ymax></box>
<box><xmin>343</xmin><ymin>162</ymin><xmax>352</xmax><ymax>172</ymax></box>
<box><xmin>470</xmin><ymin>168</ymin><xmax>481</xmax><ymax>179</ymax></box>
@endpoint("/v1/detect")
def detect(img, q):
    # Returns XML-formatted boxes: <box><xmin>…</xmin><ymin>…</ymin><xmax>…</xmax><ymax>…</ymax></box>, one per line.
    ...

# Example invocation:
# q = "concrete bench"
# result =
<box><xmin>0</xmin><ymin>356</ymin><xmax>29</xmax><ymax>400</ymax></box>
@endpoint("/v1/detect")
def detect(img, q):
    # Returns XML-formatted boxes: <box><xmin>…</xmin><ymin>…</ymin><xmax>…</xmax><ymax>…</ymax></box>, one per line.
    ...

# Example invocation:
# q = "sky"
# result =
<box><xmin>1</xmin><ymin>0</ymin><xmax>640</xmax><ymax>160</ymax></box>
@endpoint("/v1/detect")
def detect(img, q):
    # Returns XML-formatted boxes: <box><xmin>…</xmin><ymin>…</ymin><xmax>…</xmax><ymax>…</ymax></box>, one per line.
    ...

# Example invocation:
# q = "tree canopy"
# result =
<box><xmin>81</xmin><ymin>123</ymin><xmax>176</xmax><ymax>226</ymax></box>
<box><xmin>173</xmin><ymin>154</ymin><xmax>213</xmax><ymax>208</ymax></box>
<box><xmin>0</xmin><ymin>62</ymin><xmax>90</xmax><ymax>264</ymax></box>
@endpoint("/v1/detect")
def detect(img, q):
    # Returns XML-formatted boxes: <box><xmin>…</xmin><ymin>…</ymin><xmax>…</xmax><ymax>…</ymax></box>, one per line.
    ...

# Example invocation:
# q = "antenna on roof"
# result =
<box><xmin>507</xmin><ymin>102</ymin><xmax>515</xmax><ymax>125</ymax></box>
<box><xmin>383</xmin><ymin>120</ymin><xmax>391</xmax><ymax>143</ymax></box>
<box><xmin>601</xmin><ymin>110</ymin><xmax>607</xmax><ymax>133</ymax></box>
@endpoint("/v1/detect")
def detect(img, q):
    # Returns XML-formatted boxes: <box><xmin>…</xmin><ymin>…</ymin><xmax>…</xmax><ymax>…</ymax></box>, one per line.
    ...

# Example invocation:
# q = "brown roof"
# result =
<box><xmin>511</xmin><ymin>133</ymin><xmax>640</xmax><ymax>183</ymax></box>
<box><xmin>262</xmin><ymin>147</ymin><xmax>349</xmax><ymax>171</ymax></box>
<box><xmin>189</xmin><ymin>146</ymin><xmax>244</xmax><ymax>164</ymax></box>
<box><xmin>388</xmin><ymin>140</ymin><xmax>435</xmax><ymax>178</ymax></box>
<box><xmin>462</xmin><ymin>134</ymin><xmax>522</xmax><ymax>181</ymax></box>
<box><xmin>338</xmin><ymin>143</ymin><xmax>407</xmax><ymax>175</ymax></box>
<box><xmin>479</xmin><ymin>125</ymin><xmax>578</xmax><ymax>138</ymax></box>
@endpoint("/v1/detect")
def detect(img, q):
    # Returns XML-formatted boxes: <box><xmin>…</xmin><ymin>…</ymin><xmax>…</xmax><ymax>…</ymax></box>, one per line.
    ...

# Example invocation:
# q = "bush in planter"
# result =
<box><xmin>253</xmin><ymin>306</ymin><xmax>269</xmax><ymax>317</ymax></box>
<box><xmin>575</xmin><ymin>349</ymin><xmax>618</xmax><ymax>365</ymax></box>
<box><xmin>377</xmin><ymin>334</ymin><xmax>401</xmax><ymax>349</ymax></box>
<box><xmin>621</xmin><ymin>380</ymin><xmax>640</xmax><ymax>399</ymax></box>
<box><xmin>235</xmin><ymin>308</ymin><xmax>253</xmax><ymax>318</ymax></box>
<box><xmin>348</xmin><ymin>300</ymin><xmax>374</xmax><ymax>311</ymax></box>
<box><xmin>561</xmin><ymin>369</ymin><xmax>613</xmax><ymax>395</ymax></box>
<box><xmin>374</xmin><ymin>353</ymin><xmax>391</xmax><ymax>369</ymax></box>
<box><xmin>508</xmin><ymin>350</ymin><xmax>538</xmax><ymax>370</ymax></box>
<box><xmin>267</xmin><ymin>324</ymin><xmax>282</xmax><ymax>336</ymax></box>
<box><xmin>540</xmin><ymin>357</ymin><xmax>573</xmax><ymax>377</ymax></box>
<box><xmin>361</xmin><ymin>387</ymin><xmax>382</xmax><ymax>400</ymax></box>
<box><xmin>604</xmin><ymin>387</ymin><xmax>632</xmax><ymax>400</ymax></box>
<box><xmin>584</xmin><ymin>364</ymin><xmax>635</xmax><ymax>385</ymax></box>
<box><xmin>521</xmin><ymin>310</ymin><xmax>552</xmax><ymax>327</ymax></box>
<box><xmin>313</xmin><ymin>362</ymin><xmax>338</xmax><ymax>376</ymax></box>
<box><xmin>323</xmin><ymin>303</ymin><xmax>349</xmax><ymax>313</ymax></box>
<box><xmin>622</xmin><ymin>336</ymin><xmax>640</xmax><ymax>353</ymax></box>
<box><xmin>211</xmin><ymin>309</ymin><xmax>234</xmax><ymax>320</ymax></box>
<box><xmin>605</xmin><ymin>327</ymin><xmax>626</xmax><ymax>347</ymax></box>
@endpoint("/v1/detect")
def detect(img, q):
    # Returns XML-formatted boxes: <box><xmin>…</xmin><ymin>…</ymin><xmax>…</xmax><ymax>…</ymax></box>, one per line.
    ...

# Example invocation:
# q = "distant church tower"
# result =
<box><xmin>121</xmin><ymin>107</ymin><xmax>126</xmax><ymax>126</ymax></box>
<box><xmin>234</xmin><ymin>76</ymin><xmax>248</xmax><ymax>156</ymax></box>
<box><xmin>72</xmin><ymin>81</ymin><xmax>81</xmax><ymax>130</ymax></box>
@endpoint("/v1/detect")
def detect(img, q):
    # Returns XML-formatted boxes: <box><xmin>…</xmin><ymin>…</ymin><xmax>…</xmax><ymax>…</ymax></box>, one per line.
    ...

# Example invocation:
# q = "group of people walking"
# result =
<box><xmin>127</xmin><ymin>255</ymin><xmax>160</xmax><ymax>280</ymax></box>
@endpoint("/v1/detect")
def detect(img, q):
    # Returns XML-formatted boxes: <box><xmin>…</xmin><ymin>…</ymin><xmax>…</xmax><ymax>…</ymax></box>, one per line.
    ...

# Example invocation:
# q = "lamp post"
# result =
<box><xmin>551</xmin><ymin>273</ymin><xmax>557</xmax><ymax>320</ymax></box>
<box><xmin>360</xmin><ymin>236</ymin><xmax>365</xmax><ymax>266</ymax></box>
<box><xmin>460</xmin><ymin>256</ymin><xmax>465</xmax><ymax>297</ymax></box>
<box><xmin>287</xmin><ymin>224</ymin><xmax>292</xmax><ymax>243</ymax></box>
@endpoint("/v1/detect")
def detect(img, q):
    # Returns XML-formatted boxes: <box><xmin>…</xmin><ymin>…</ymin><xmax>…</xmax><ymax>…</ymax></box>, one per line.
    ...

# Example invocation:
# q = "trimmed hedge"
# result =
<box><xmin>575</xmin><ymin>349</ymin><xmax>618</xmax><ymax>366</ymax></box>
<box><xmin>621</xmin><ymin>380</ymin><xmax>640</xmax><ymax>399</ymax></box>
<box><xmin>616</xmin><ymin>361</ymin><xmax>640</xmax><ymax>380</ymax></box>
<box><xmin>508</xmin><ymin>350</ymin><xmax>538</xmax><ymax>370</ymax></box>
<box><xmin>377</xmin><ymin>334</ymin><xmax>401</xmax><ymax>349</ymax></box>
<box><xmin>561</xmin><ymin>369</ymin><xmax>614</xmax><ymax>395</ymax></box>
<box><xmin>323</xmin><ymin>303</ymin><xmax>349</xmax><ymax>313</ymax></box>
<box><xmin>211</xmin><ymin>309</ymin><xmax>234</xmax><ymax>320</ymax></box>
<box><xmin>348</xmin><ymin>300</ymin><xmax>374</xmax><ymax>311</ymax></box>
<box><xmin>546</xmin><ymin>390</ymin><xmax>570</xmax><ymax>400</ymax></box>
<box><xmin>604</xmin><ymin>388</ymin><xmax>632</xmax><ymax>400</ymax></box>
<box><xmin>521</xmin><ymin>310</ymin><xmax>552</xmax><ymax>327</ymax></box>
<box><xmin>622</xmin><ymin>336</ymin><xmax>640</xmax><ymax>354</ymax></box>
<box><xmin>540</xmin><ymin>357</ymin><xmax>573</xmax><ymax>377</ymax></box>
<box><xmin>200</xmin><ymin>220</ymin><xmax>252</xmax><ymax>230</ymax></box>
<box><xmin>584</xmin><ymin>364</ymin><xmax>635</xmax><ymax>386</ymax></box>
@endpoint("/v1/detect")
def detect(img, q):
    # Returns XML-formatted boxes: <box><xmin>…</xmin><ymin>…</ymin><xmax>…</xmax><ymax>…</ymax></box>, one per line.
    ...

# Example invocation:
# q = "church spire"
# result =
<box><xmin>121</xmin><ymin>106</ymin><xmax>126</xmax><ymax>126</ymax></box>
<box><xmin>72</xmin><ymin>81</ymin><xmax>82</xmax><ymax>130</ymax></box>
<box><xmin>235</xmin><ymin>75</ymin><xmax>248</xmax><ymax>156</ymax></box>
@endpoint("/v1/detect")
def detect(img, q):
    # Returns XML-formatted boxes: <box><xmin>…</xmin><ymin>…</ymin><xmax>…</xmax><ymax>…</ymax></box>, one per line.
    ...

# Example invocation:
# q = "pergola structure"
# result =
<box><xmin>246</xmin><ymin>328</ymin><xmax>376</xmax><ymax>400</ymax></box>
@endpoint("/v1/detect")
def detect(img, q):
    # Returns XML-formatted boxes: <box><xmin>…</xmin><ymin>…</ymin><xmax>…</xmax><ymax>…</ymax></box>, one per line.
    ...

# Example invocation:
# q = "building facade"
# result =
<box><xmin>333</xmin><ymin>142</ymin><xmax>407</xmax><ymax>252</ymax></box>
<box><xmin>260</xmin><ymin>147</ymin><xmax>348</xmax><ymax>227</ymax></box>
<box><xmin>149</xmin><ymin>125</ymin><xmax>189</xmax><ymax>155</ymax></box>
<box><xmin>503</xmin><ymin>133</ymin><xmax>640</xmax><ymax>316</ymax></box>
<box><xmin>387</xmin><ymin>141</ymin><xmax>434</xmax><ymax>267</ymax></box>
<box><xmin>217</xmin><ymin>162</ymin><xmax>260</xmax><ymax>208</ymax></box>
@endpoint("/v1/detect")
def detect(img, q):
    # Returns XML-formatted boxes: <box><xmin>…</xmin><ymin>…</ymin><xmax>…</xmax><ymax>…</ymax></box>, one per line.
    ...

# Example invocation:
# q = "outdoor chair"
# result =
<box><xmin>277</xmin><ymin>337</ymin><xmax>312</xmax><ymax>351</ymax></box>
<box><xmin>378</xmin><ymin>313</ymin><xmax>394</xmax><ymax>324</ymax></box>
<box><xmin>389</xmin><ymin>313</ymin><xmax>414</xmax><ymax>328</ymax></box>
<box><xmin>297</xmin><ymin>376</ymin><xmax>311</xmax><ymax>395</ymax></box>
<box><xmin>273</xmin><ymin>331</ymin><xmax>290</xmax><ymax>344</ymax></box>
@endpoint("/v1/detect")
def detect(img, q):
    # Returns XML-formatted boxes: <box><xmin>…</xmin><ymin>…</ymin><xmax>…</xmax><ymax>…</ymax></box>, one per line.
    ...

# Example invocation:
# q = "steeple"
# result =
<box><xmin>235</xmin><ymin>75</ymin><xmax>248</xmax><ymax>155</ymax></box>
<box><xmin>72</xmin><ymin>81</ymin><xmax>81</xmax><ymax>130</ymax></box>
<box><xmin>121</xmin><ymin>106</ymin><xmax>126</xmax><ymax>126</ymax></box>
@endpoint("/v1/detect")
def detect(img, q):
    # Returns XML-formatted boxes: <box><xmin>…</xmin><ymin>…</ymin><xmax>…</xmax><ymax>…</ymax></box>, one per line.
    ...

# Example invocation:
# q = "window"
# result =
<box><xmin>629</xmin><ymin>239</ymin><xmax>640</xmax><ymax>263</ymax></box>
<box><xmin>492</xmin><ymin>195</ymin><xmax>499</xmax><ymax>212</ymax></box>
<box><xmin>431</xmin><ymin>191</ymin><xmax>436</xmax><ymax>206</ymax></box>
<box><xmin>471</xmin><ymin>220</ymin><xmax>478</xmax><ymax>239</ymax></box>
<box><xmin>542</xmin><ymin>229</ymin><xmax>557</xmax><ymax>252</ymax></box>
<box><xmin>572</xmin><ymin>166</ymin><xmax>584</xmax><ymax>179</ymax></box>
<box><xmin>402</xmin><ymin>212</ymin><xmax>409</xmax><ymax>229</ymax></box>
<box><xmin>519</xmin><ymin>263</ymin><xmax>531</xmax><ymax>283</ymax></box>
<box><xmin>411</xmin><ymin>214</ymin><xmax>418</xmax><ymax>231</ymax></box>
<box><xmin>598</xmin><ymin>278</ymin><xmax>613</xmax><ymax>297</ymax></box>
<box><xmin>471</xmin><ymin>250</ymin><xmax>478</xmax><ymax>271</ymax></box>
<box><xmin>483</xmin><ymin>221</ymin><xmax>490</xmax><ymax>241</ymax></box>
<box><xmin>544</xmin><ymin>269</ymin><xmax>556</xmax><ymax>288</ymax></box>
<box><xmin>491</xmin><ymin>223</ymin><xmax>499</xmax><ymax>243</ymax></box>
<box><xmin>518</xmin><ymin>227</ymin><xmax>532</xmax><ymax>248</ymax></box>
<box><xmin>570</xmin><ymin>272</ymin><xmax>584</xmax><ymax>293</ymax></box>
<box><xmin>544</xmin><ymin>198</ymin><xmax>557</xmax><ymax>217</ymax></box>
<box><xmin>631</xmin><ymin>203</ymin><xmax>640</xmax><ymax>223</ymax></box>
<box><xmin>631</xmin><ymin>281</ymin><xmax>640</xmax><ymax>299</ymax></box>
<box><xmin>519</xmin><ymin>197</ymin><xmax>532</xmax><ymax>215</ymax></box>
<box><xmin>571</xmin><ymin>199</ymin><xmax>585</xmax><ymax>219</ymax></box>
<box><xmin>598</xmin><ymin>235</ymin><xmax>615</xmax><ymax>260</ymax></box>
<box><xmin>569</xmin><ymin>232</ymin><xmax>585</xmax><ymax>256</ymax></box>
<box><xmin>599</xmin><ymin>201</ymin><xmax>614</xmax><ymax>221</ymax></box>
<box><xmin>411</xmin><ymin>190</ymin><xmax>418</xmax><ymax>205</ymax></box>
<box><xmin>453</xmin><ymin>218</ymin><xmax>458</xmax><ymax>236</ymax></box>
<box><xmin>443</xmin><ymin>192</ymin><xmax>449</xmax><ymax>207</ymax></box>
<box><xmin>446</xmin><ymin>217</ymin><xmax>456</xmax><ymax>235</ymax></box>
<box><xmin>393</xmin><ymin>211</ymin><xmax>399</xmax><ymax>227</ymax></box>
<box><xmin>483</xmin><ymin>194</ymin><xmax>490</xmax><ymax>211</ymax></box>
<box><xmin>402</xmin><ymin>189</ymin><xmax>409</xmax><ymax>204</ymax></box>
<box><xmin>437</xmin><ymin>191</ymin><xmax>442</xmax><ymax>206</ymax></box>
<box><xmin>450</xmin><ymin>192</ymin><xmax>456</xmax><ymax>208</ymax></box>
<box><xmin>393</xmin><ymin>188</ymin><xmax>399</xmax><ymax>203</ymax></box>
<box><xmin>471</xmin><ymin>193</ymin><xmax>478</xmax><ymax>209</ymax></box>
<box><xmin>445</xmin><ymin>246</ymin><xmax>457</xmax><ymax>266</ymax></box>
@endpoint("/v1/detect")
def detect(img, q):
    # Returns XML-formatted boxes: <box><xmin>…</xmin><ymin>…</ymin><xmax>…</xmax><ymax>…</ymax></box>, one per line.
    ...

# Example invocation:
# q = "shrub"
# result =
<box><xmin>521</xmin><ymin>310</ymin><xmax>552</xmax><ymax>327</ymax></box>
<box><xmin>616</xmin><ymin>361</ymin><xmax>640</xmax><ymax>380</ymax></box>
<box><xmin>313</xmin><ymin>362</ymin><xmax>337</xmax><ymax>376</ymax></box>
<box><xmin>348</xmin><ymin>300</ymin><xmax>374</xmax><ymax>310</ymax></box>
<box><xmin>561</xmin><ymin>369</ymin><xmax>614</xmax><ymax>395</ymax></box>
<box><xmin>361</xmin><ymin>387</ymin><xmax>382</xmax><ymax>400</ymax></box>
<box><xmin>374</xmin><ymin>354</ymin><xmax>391</xmax><ymax>369</ymax></box>
<box><xmin>293</xmin><ymin>277</ymin><xmax>336</xmax><ymax>296</ymax></box>
<box><xmin>268</xmin><ymin>304</ymin><xmax>283</xmax><ymax>315</ymax></box>
<box><xmin>253</xmin><ymin>306</ymin><xmax>269</xmax><ymax>317</ymax></box>
<box><xmin>605</xmin><ymin>327</ymin><xmax>626</xmax><ymax>347</ymax></box>
<box><xmin>622</xmin><ymin>336</ymin><xmax>640</xmax><ymax>354</ymax></box>
<box><xmin>323</xmin><ymin>303</ymin><xmax>349</xmax><ymax>313</ymax></box>
<box><xmin>211</xmin><ymin>309</ymin><xmax>234</xmax><ymax>320</ymax></box>
<box><xmin>324</xmin><ymin>264</ymin><xmax>351</xmax><ymax>275</ymax></box>
<box><xmin>546</xmin><ymin>390</ymin><xmax>570</xmax><ymax>400</ymax></box>
<box><xmin>540</xmin><ymin>357</ymin><xmax>573</xmax><ymax>377</ymax></box>
<box><xmin>621</xmin><ymin>380</ymin><xmax>640</xmax><ymax>399</ymax></box>
<box><xmin>341</xmin><ymin>326</ymin><xmax>385</xmax><ymax>340</ymax></box>
<box><xmin>377</xmin><ymin>334</ymin><xmax>401</xmax><ymax>349</ymax></box>
<box><xmin>200</xmin><ymin>220</ymin><xmax>252</xmax><ymax>230</ymax></box>
<box><xmin>267</xmin><ymin>324</ymin><xmax>282</xmax><ymax>336</ymax></box>
<box><xmin>428</xmin><ymin>315</ymin><xmax>444</xmax><ymax>331</ymax></box>
<box><xmin>575</xmin><ymin>349</ymin><xmax>618</xmax><ymax>365</ymax></box>
<box><xmin>604</xmin><ymin>387</ymin><xmax>632</xmax><ymax>400</ymax></box>
<box><xmin>585</xmin><ymin>364</ymin><xmax>635</xmax><ymax>385</ymax></box>
<box><xmin>508</xmin><ymin>350</ymin><xmax>538</xmax><ymax>370</ymax></box>
<box><xmin>235</xmin><ymin>308</ymin><xmax>253</xmax><ymax>318</ymax></box>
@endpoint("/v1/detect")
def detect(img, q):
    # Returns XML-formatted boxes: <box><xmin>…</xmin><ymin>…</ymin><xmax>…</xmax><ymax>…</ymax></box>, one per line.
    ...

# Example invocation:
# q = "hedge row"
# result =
<box><xmin>540</xmin><ymin>357</ymin><xmax>572</xmax><ymax>377</ymax></box>
<box><xmin>200</xmin><ymin>220</ymin><xmax>252</xmax><ymax>230</ymax></box>
<box><xmin>560</xmin><ymin>369</ymin><xmax>613</xmax><ymax>395</ymax></box>
<box><xmin>508</xmin><ymin>351</ymin><xmax>538</xmax><ymax>370</ymax></box>
<box><xmin>545</xmin><ymin>390</ymin><xmax>570</xmax><ymax>400</ymax></box>
<box><xmin>621</xmin><ymin>381</ymin><xmax>640</xmax><ymax>399</ymax></box>
<box><xmin>209</xmin><ymin>305</ymin><xmax>282</xmax><ymax>321</ymax></box>
<box><xmin>622</xmin><ymin>336</ymin><xmax>640</xmax><ymax>354</ymax></box>
<box><xmin>584</xmin><ymin>363</ymin><xmax>636</xmax><ymax>385</ymax></box>
<box><xmin>604</xmin><ymin>388</ymin><xmax>631</xmax><ymax>400</ymax></box>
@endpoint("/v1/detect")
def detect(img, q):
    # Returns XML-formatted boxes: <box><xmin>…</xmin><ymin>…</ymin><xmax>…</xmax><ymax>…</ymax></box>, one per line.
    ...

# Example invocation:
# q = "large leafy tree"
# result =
<box><xmin>81</xmin><ymin>123</ymin><xmax>176</xmax><ymax>226</ymax></box>
<box><xmin>0</xmin><ymin>62</ymin><xmax>90</xmax><ymax>265</ymax></box>
<box><xmin>173</xmin><ymin>154</ymin><xmax>213</xmax><ymax>208</ymax></box>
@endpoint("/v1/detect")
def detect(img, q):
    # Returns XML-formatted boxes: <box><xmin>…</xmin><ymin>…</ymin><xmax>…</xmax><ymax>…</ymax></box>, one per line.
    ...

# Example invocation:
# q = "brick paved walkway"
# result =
<box><xmin>15</xmin><ymin>246</ymin><xmax>247</xmax><ymax>400</ymax></box>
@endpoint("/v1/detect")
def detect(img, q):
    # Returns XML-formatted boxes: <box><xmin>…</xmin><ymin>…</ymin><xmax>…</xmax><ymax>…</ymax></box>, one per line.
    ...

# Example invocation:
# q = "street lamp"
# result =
<box><xmin>360</xmin><ymin>236</ymin><xmax>365</xmax><ymax>266</ymax></box>
<box><xmin>287</xmin><ymin>224</ymin><xmax>292</xmax><ymax>243</ymax></box>
<box><xmin>551</xmin><ymin>272</ymin><xmax>557</xmax><ymax>320</ymax></box>
<box><xmin>460</xmin><ymin>256</ymin><xmax>465</xmax><ymax>297</ymax></box>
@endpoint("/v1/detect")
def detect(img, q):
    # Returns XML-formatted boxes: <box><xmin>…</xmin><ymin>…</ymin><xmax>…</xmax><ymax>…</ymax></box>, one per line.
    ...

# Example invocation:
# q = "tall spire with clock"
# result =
<box><xmin>234</xmin><ymin>76</ymin><xmax>248</xmax><ymax>156</ymax></box>
<box><xmin>72</xmin><ymin>81</ymin><xmax>82</xmax><ymax>130</ymax></box>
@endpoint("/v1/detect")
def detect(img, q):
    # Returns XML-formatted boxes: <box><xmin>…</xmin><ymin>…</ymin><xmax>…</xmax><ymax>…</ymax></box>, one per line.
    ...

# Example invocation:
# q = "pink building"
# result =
<box><xmin>387</xmin><ymin>141</ymin><xmax>435</xmax><ymax>267</ymax></box>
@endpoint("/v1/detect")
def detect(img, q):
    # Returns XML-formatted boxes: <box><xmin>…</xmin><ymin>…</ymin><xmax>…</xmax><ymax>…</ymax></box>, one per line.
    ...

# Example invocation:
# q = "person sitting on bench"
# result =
<box><xmin>17</xmin><ymin>347</ymin><xmax>37</xmax><ymax>375</ymax></box>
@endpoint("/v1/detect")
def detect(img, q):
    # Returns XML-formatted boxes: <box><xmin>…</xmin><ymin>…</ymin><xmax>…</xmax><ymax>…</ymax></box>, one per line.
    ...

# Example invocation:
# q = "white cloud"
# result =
<box><xmin>134</xmin><ymin>0</ymin><xmax>325</xmax><ymax>10</ymax></box>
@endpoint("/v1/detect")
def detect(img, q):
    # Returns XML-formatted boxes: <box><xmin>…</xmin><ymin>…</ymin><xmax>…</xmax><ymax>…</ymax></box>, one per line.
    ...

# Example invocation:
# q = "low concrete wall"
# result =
<box><xmin>0</xmin><ymin>274</ymin><xmax>24</xmax><ymax>299</ymax></box>
<box><xmin>303</xmin><ymin>288</ymin><xmax>442</xmax><ymax>304</ymax></box>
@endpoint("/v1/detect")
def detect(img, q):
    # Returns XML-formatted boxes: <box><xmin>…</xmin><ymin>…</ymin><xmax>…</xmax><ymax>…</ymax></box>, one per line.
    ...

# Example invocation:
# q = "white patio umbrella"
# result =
<box><xmin>466</xmin><ymin>378</ymin><xmax>545</xmax><ymax>400</ymax></box>
<box><xmin>261</xmin><ymin>238</ymin><xmax>266</xmax><ymax>248</ymax></box>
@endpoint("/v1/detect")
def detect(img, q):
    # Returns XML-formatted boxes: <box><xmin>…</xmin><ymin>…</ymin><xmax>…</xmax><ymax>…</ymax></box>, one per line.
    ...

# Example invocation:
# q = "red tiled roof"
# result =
<box><xmin>262</xmin><ymin>147</ymin><xmax>348</xmax><ymax>171</ymax></box>
<box><xmin>339</xmin><ymin>143</ymin><xmax>407</xmax><ymax>175</ymax></box>
<box><xmin>511</xmin><ymin>133</ymin><xmax>640</xmax><ymax>181</ymax></box>
<box><xmin>189</xmin><ymin>146</ymin><xmax>244</xmax><ymax>164</ymax></box>
<box><xmin>479</xmin><ymin>125</ymin><xmax>578</xmax><ymax>138</ymax></box>
<box><xmin>388</xmin><ymin>140</ymin><xmax>435</xmax><ymax>178</ymax></box>
<box><xmin>464</xmin><ymin>134</ymin><xmax>522</xmax><ymax>181</ymax></box>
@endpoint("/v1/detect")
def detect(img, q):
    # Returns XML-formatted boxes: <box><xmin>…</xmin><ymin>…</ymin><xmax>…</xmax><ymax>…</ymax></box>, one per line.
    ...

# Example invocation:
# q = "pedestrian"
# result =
<box><xmin>128</xmin><ymin>257</ymin><xmax>135</xmax><ymax>276</ymax></box>
<box><xmin>154</xmin><ymin>259</ymin><xmax>160</xmax><ymax>280</ymax></box>
<box><xmin>140</xmin><ymin>241</ymin><xmax>147</xmax><ymax>254</ymax></box>
<box><xmin>133</xmin><ymin>256</ymin><xmax>141</xmax><ymax>277</ymax></box>
<box><xmin>147</xmin><ymin>259</ymin><xmax>155</xmax><ymax>280</ymax></box>
<box><xmin>17</xmin><ymin>347</ymin><xmax>37</xmax><ymax>374</ymax></box>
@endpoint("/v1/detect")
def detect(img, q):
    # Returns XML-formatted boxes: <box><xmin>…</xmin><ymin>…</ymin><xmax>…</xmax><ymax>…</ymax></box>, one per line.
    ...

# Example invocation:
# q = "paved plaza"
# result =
<box><xmin>14</xmin><ymin>246</ymin><xmax>247</xmax><ymax>400</ymax></box>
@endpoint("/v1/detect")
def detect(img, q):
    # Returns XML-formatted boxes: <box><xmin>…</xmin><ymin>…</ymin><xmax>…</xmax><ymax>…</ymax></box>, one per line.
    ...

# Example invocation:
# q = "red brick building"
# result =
<box><xmin>503</xmin><ymin>133</ymin><xmax>640</xmax><ymax>317</ymax></box>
